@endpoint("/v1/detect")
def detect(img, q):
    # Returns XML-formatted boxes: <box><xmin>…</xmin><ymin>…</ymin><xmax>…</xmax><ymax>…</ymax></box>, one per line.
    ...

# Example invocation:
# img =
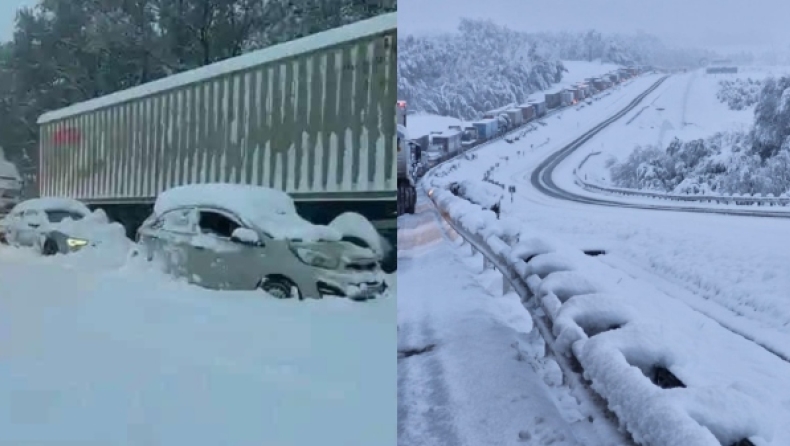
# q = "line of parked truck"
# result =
<box><xmin>396</xmin><ymin>66</ymin><xmax>644</xmax><ymax>215</ymax></box>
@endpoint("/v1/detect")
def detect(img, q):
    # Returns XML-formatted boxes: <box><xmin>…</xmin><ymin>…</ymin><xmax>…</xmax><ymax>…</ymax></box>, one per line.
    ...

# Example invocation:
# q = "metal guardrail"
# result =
<box><xmin>424</xmin><ymin>188</ymin><xmax>631</xmax><ymax>445</ymax></box>
<box><xmin>572</xmin><ymin>147</ymin><xmax>790</xmax><ymax>209</ymax></box>
<box><xmin>427</xmin><ymin>187</ymin><xmax>759</xmax><ymax>446</ymax></box>
<box><xmin>574</xmin><ymin>169</ymin><xmax>790</xmax><ymax>207</ymax></box>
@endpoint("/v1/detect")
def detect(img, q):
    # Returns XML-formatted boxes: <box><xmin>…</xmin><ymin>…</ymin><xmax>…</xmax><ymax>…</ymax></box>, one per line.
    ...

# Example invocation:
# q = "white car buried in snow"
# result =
<box><xmin>136</xmin><ymin>183</ymin><xmax>387</xmax><ymax>300</ymax></box>
<box><xmin>3</xmin><ymin>197</ymin><xmax>126</xmax><ymax>256</ymax></box>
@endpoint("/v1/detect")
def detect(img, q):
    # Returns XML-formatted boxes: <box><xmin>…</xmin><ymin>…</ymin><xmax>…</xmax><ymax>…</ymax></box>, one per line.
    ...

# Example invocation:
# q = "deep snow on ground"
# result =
<box><xmin>397</xmin><ymin>198</ymin><xmax>623</xmax><ymax>446</ymax></box>
<box><xmin>0</xmin><ymin>245</ymin><xmax>396</xmax><ymax>445</ymax></box>
<box><xmin>418</xmin><ymin>72</ymin><xmax>790</xmax><ymax>444</ymax></box>
<box><xmin>408</xmin><ymin>68</ymin><xmax>790</xmax><ymax>446</ymax></box>
<box><xmin>423</xmin><ymin>72</ymin><xmax>790</xmax><ymax>360</ymax></box>
<box><xmin>579</xmin><ymin>68</ymin><xmax>771</xmax><ymax>185</ymax></box>
<box><xmin>405</xmin><ymin>60</ymin><xmax>625</xmax><ymax>139</ymax></box>
<box><xmin>427</xmin><ymin>183</ymin><xmax>790</xmax><ymax>445</ymax></box>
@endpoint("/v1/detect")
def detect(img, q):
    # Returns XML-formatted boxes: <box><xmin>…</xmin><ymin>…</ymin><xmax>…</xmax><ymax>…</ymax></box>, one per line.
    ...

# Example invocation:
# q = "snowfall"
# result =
<box><xmin>398</xmin><ymin>61</ymin><xmax>790</xmax><ymax>445</ymax></box>
<box><xmin>0</xmin><ymin>225</ymin><xmax>396</xmax><ymax>445</ymax></box>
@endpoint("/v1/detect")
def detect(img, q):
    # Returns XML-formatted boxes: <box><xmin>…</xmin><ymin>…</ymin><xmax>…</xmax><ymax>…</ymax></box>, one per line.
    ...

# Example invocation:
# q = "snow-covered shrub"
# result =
<box><xmin>609</xmin><ymin>76</ymin><xmax>790</xmax><ymax>197</ymax></box>
<box><xmin>398</xmin><ymin>19</ymin><xmax>566</xmax><ymax>120</ymax></box>
<box><xmin>716</xmin><ymin>78</ymin><xmax>762</xmax><ymax>110</ymax></box>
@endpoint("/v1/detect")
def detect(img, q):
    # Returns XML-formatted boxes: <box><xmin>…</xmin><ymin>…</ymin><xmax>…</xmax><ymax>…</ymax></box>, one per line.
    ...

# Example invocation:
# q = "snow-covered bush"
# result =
<box><xmin>717</xmin><ymin>78</ymin><xmax>762</xmax><ymax>111</ymax></box>
<box><xmin>399</xmin><ymin>21</ymin><xmax>716</xmax><ymax>120</ymax></box>
<box><xmin>610</xmin><ymin>77</ymin><xmax>790</xmax><ymax>197</ymax></box>
<box><xmin>398</xmin><ymin>19</ymin><xmax>566</xmax><ymax>120</ymax></box>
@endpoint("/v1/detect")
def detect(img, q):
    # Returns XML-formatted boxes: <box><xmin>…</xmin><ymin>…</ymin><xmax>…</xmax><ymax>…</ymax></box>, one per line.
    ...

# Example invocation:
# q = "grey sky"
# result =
<box><xmin>1</xmin><ymin>0</ymin><xmax>37</xmax><ymax>42</ymax></box>
<box><xmin>399</xmin><ymin>0</ymin><xmax>790</xmax><ymax>54</ymax></box>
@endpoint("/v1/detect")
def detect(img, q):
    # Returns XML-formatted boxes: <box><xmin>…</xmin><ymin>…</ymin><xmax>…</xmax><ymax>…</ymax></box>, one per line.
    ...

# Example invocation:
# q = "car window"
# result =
<box><xmin>160</xmin><ymin>208</ymin><xmax>196</xmax><ymax>234</ymax></box>
<box><xmin>198</xmin><ymin>210</ymin><xmax>241</xmax><ymax>239</ymax></box>
<box><xmin>45</xmin><ymin>210</ymin><xmax>84</xmax><ymax>223</ymax></box>
<box><xmin>21</xmin><ymin>210</ymin><xmax>43</xmax><ymax>223</ymax></box>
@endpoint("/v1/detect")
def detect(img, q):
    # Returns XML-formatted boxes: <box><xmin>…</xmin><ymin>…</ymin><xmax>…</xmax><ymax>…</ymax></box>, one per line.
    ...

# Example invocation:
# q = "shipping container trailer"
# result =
<box><xmin>581</xmin><ymin>85</ymin><xmax>594</xmax><ymax>97</ymax></box>
<box><xmin>561</xmin><ymin>91</ymin><xmax>575</xmax><ymax>106</ymax></box>
<box><xmin>530</xmin><ymin>101</ymin><xmax>547</xmax><ymax>117</ymax></box>
<box><xmin>545</xmin><ymin>92</ymin><xmax>562</xmax><ymax>109</ymax></box>
<box><xmin>592</xmin><ymin>79</ymin><xmax>605</xmax><ymax>91</ymax></box>
<box><xmin>518</xmin><ymin>104</ymin><xmax>535</xmax><ymax>122</ymax></box>
<box><xmin>570</xmin><ymin>88</ymin><xmax>584</xmax><ymax>101</ymax></box>
<box><xmin>431</xmin><ymin>130</ymin><xmax>462</xmax><ymax>154</ymax></box>
<box><xmin>506</xmin><ymin>109</ymin><xmax>523</xmax><ymax>127</ymax></box>
<box><xmin>413</xmin><ymin>134</ymin><xmax>430</xmax><ymax>158</ymax></box>
<box><xmin>483</xmin><ymin>104</ymin><xmax>516</xmax><ymax>120</ymax></box>
<box><xmin>464</xmin><ymin>126</ymin><xmax>478</xmax><ymax>141</ymax></box>
<box><xmin>36</xmin><ymin>13</ymin><xmax>398</xmax><ymax>266</ymax></box>
<box><xmin>473</xmin><ymin>119</ymin><xmax>498</xmax><ymax>140</ymax></box>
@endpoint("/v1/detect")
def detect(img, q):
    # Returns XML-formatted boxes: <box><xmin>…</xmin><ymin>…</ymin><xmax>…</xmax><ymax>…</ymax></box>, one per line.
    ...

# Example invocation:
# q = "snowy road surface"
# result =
<box><xmin>425</xmin><ymin>71</ymin><xmax>790</xmax><ymax>361</ymax></box>
<box><xmin>397</xmin><ymin>195</ymin><xmax>630</xmax><ymax>446</ymax></box>
<box><xmin>414</xmin><ymin>69</ymin><xmax>790</xmax><ymax>444</ymax></box>
<box><xmin>0</xmin><ymin>247</ymin><xmax>395</xmax><ymax>445</ymax></box>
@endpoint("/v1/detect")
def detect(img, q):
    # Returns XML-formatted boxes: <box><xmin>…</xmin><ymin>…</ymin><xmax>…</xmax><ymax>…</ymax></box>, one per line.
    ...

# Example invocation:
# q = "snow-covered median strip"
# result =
<box><xmin>427</xmin><ymin>179</ymin><xmax>786</xmax><ymax>445</ymax></box>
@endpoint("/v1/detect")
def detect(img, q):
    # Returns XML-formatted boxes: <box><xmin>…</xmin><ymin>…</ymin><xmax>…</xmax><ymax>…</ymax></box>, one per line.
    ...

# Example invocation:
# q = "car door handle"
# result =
<box><xmin>28</xmin><ymin>224</ymin><xmax>39</xmax><ymax>228</ymax></box>
<box><xmin>193</xmin><ymin>245</ymin><xmax>206</xmax><ymax>250</ymax></box>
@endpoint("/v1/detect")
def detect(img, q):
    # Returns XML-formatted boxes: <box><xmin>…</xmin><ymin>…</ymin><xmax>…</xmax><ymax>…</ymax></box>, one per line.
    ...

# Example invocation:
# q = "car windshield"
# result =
<box><xmin>45</xmin><ymin>209</ymin><xmax>84</xmax><ymax>223</ymax></box>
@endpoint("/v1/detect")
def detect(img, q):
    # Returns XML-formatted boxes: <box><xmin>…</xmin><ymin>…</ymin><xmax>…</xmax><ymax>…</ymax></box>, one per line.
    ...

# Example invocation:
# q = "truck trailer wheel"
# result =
<box><xmin>406</xmin><ymin>187</ymin><xmax>416</xmax><ymax>214</ymax></box>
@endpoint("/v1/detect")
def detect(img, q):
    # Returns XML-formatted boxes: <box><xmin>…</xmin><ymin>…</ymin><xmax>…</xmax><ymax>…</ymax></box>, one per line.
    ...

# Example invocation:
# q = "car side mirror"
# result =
<box><xmin>231</xmin><ymin>228</ymin><xmax>262</xmax><ymax>246</ymax></box>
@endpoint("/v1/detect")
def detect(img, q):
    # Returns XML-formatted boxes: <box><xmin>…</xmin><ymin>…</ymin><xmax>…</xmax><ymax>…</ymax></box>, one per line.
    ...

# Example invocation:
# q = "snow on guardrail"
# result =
<box><xmin>426</xmin><ymin>178</ymin><xmax>771</xmax><ymax>446</ymax></box>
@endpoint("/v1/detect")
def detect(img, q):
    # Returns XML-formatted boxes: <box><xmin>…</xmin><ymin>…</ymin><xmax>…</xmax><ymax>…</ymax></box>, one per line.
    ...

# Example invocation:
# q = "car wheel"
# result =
<box><xmin>260</xmin><ymin>275</ymin><xmax>302</xmax><ymax>300</ymax></box>
<box><xmin>41</xmin><ymin>238</ymin><xmax>59</xmax><ymax>256</ymax></box>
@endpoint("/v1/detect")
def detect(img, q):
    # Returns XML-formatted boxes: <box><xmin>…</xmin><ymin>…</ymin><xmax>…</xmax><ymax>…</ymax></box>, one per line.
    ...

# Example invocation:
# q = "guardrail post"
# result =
<box><xmin>502</xmin><ymin>273</ymin><xmax>512</xmax><ymax>295</ymax></box>
<box><xmin>483</xmin><ymin>256</ymin><xmax>491</xmax><ymax>270</ymax></box>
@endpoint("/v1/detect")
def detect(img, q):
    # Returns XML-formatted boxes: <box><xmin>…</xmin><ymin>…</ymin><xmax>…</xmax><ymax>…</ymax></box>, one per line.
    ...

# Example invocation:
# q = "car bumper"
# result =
<box><xmin>311</xmin><ymin>269</ymin><xmax>387</xmax><ymax>300</ymax></box>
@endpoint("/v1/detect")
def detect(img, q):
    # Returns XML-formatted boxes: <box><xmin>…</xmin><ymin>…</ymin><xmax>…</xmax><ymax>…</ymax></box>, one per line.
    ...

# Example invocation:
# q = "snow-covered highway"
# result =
<box><xmin>400</xmin><ymin>68</ymin><xmax>790</xmax><ymax>445</ymax></box>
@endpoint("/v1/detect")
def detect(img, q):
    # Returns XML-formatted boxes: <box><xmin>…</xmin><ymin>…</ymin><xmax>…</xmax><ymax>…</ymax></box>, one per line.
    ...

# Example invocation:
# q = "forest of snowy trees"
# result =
<box><xmin>610</xmin><ymin>76</ymin><xmax>790</xmax><ymax>197</ymax></box>
<box><xmin>398</xmin><ymin>20</ymin><xmax>716</xmax><ymax>120</ymax></box>
<box><xmin>0</xmin><ymin>0</ymin><xmax>395</xmax><ymax>179</ymax></box>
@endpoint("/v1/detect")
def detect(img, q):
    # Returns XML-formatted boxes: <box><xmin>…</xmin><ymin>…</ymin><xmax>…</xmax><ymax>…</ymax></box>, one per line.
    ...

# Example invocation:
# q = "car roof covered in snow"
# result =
<box><xmin>154</xmin><ymin>183</ymin><xmax>341</xmax><ymax>241</ymax></box>
<box><xmin>11</xmin><ymin>197</ymin><xmax>90</xmax><ymax>215</ymax></box>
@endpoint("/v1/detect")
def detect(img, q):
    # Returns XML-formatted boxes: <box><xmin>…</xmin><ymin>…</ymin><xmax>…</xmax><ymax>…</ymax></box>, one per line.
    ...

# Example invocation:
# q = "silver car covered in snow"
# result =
<box><xmin>3</xmin><ymin>197</ymin><xmax>106</xmax><ymax>255</ymax></box>
<box><xmin>136</xmin><ymin>184</ymin><xmax>387</xmax><ymax>300</ymax></box>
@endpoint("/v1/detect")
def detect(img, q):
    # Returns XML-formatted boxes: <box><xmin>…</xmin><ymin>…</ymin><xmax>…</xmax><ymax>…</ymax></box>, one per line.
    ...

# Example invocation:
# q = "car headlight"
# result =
<box><xmin>290</xmin><ymin>246</ymin><xmax>339</xmax><ymax>269</ymax></box>
<box><xmin>66</xmin><ymin>237</ymin><xmax>89</xmax><ymax>248</ymax></box>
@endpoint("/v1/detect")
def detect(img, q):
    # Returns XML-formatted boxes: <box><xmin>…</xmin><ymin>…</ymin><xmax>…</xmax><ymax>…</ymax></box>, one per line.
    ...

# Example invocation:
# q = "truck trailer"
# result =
<box><xmin>37</xmin><ymin>13</ymin><xmax>398</xmax><ymax>266</ymax></box>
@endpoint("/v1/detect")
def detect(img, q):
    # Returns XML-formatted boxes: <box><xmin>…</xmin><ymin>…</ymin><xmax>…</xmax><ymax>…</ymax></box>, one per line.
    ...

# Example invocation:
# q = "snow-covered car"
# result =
<box><xmin>136</xmin><ymin>183</ymin><xmax>387</xmax><ymax>300</ymax></box>
<box><xmin>4</xmin><ymin>197</ymin><xmax>118</xmax><ymax>255</ymax></box>
<box><xmin>448</xmin><ymin>180</ymin><xmax>504</xmax><ymax>211</ymax></box>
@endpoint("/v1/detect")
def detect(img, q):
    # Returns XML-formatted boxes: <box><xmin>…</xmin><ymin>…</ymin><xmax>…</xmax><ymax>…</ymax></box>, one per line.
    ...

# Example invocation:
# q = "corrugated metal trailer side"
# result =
<box><xmin>38</xmin><ymin>13</ymin><xmax>397</xmax><ymax>204</ymax></box>
<box><xmin>506</xmin><ymin>109</ymin><xmax>523</xmax><ymax>126</ymax></box>
<box><xmin>518</xmin><ymin>104</ymin><xmax>535</xmax><ymax>122</ymax></box>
